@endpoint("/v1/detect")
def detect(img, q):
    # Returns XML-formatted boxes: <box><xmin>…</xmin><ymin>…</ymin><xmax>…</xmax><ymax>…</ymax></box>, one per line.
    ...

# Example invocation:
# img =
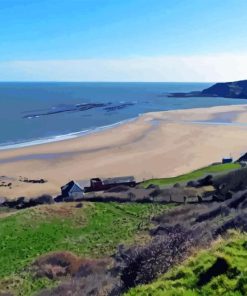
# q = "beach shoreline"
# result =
<box><xmin>0</xmin><ymin>117</ymin><xmax>141</xmax><ymax>151</ymax></box>
<box><xmin>1</xmin><ymin>104</ymin><xmax>247</xmax><ymax>199</ymax></box>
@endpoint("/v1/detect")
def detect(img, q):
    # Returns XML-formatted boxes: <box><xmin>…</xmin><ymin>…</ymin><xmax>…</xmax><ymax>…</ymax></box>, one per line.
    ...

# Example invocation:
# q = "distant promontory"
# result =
<box><xmin>168</xmin><ymin>80</ymin><xmax>247</xmax><ymax>99</ymax></box>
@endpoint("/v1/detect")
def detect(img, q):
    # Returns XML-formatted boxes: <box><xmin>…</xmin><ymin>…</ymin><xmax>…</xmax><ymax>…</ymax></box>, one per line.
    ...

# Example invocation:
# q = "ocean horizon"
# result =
<box><xmin>0</xmin><ymin>81</ymin><xmax>246</xmax><ymax>150</ymax></box>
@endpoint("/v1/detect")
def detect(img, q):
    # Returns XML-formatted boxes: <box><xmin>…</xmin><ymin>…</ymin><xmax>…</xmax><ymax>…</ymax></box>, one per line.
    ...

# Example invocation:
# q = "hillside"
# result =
<box><xmin>0</xmin><ymin>202</ymin><xmax>171</xmax><ymax>296</ymax></box>
<box><xmin>169</xmin><ymin>80</ymin><xmax>247</xmax><ymax>99</ymax></box>
<box><xmin>126</xmin><ymin>231</ymin><xmax>247</xmax><ymax>296</ymax></box>
<box><xmin>1</xmin><ymin>164</ymin><xmax>247</xmax><ymax>295</ymax></box>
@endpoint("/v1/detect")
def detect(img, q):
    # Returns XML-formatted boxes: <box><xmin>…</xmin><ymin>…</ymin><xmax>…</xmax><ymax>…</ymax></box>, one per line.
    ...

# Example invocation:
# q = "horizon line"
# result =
<box><xmin>0</xmin><ymin>80</ymin><xmax>215</xmax><ymax>83</ymax></box>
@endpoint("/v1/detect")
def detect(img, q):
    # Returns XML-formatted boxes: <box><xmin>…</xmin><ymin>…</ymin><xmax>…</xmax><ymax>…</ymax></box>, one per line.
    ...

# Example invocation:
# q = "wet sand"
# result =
<box><xmin>1</xmin><ymin>104</ymin><xmax>247</xmax><ymax>198</ymax></box>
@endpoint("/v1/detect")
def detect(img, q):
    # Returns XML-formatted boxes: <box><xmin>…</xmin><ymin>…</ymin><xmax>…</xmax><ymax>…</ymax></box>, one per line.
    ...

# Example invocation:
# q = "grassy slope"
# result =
<box><xmin>141</xmin><ymin>163</ymin><xmax>241</xmax><ymax>188</ymax></box>
<box><xmin>0</xmin><ymin>163</ymin><xmax>241</xmax><ymax>295</ymax></box>
<box><xmin>0</xmin><ymin>202</ymin><xmax>172</xmax><ymax>296</ymax></box>
<box><xmin>126</xmin><ymin>231</ymin><xmax>247</xmax><ymax>296</ymax></box>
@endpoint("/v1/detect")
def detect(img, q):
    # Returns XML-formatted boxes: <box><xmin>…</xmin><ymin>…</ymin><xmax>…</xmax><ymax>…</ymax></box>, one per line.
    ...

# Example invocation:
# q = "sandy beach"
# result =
<box><xmin>1</xmin><ymin>104</ymin><xmax>247</xmax><ymax>198</ymax></box>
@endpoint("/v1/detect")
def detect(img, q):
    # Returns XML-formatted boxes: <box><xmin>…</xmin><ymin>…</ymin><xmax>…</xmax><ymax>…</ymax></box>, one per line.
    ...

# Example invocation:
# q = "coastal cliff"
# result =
<box><xmin>169</xmin><ymin>79</ymin><xmax>247</xmax><ymax>99</ymax></box>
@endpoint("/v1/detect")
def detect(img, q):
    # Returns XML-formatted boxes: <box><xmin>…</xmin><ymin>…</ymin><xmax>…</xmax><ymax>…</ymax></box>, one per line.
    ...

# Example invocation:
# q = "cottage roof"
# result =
<box><xmin>238</xmin><ymin>152</ymin><xmax>247</xmax><ymax>162</ymax></box>
<box><xmin>61</xmin><ymin>181</ymin><xmax>75</xmax><ymax>192</ymax></box>
<box><xmin>102</xmin><ymin>176</ymin><xmax>135</xmax><ymax>185</ymax></box>
<box><xmin>61</xmin><ymin>180</ymin><xmax>86</xmax><ymax>192</ymax></box>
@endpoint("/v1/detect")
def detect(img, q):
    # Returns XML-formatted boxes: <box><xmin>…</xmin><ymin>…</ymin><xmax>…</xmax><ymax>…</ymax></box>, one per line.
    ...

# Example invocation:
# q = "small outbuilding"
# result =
<box><xmin>222</xmin><ymin>157</ymin><xmax>233</xmax><ymax>164</ymax></box>
<box><xmin>61</xmin><ymin>181</ymin><xmax>85</xmax><ymax>200</ymax></box>
<box><xmin>85</xmin><ymin>176</ymin><xmax>136</xmax><ymax>192</ymax></box>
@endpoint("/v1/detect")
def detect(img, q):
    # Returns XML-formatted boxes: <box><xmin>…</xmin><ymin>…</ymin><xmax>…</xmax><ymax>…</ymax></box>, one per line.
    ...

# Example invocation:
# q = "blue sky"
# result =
<box><xmin>1</xmin><ymin>0</ymin><xmax>247</xmax><ymax>81</ymax></box>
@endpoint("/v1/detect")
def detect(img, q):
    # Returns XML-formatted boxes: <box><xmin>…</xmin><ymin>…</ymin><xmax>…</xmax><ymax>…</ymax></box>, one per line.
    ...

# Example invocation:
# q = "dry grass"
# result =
<box><xmin>32</xmin><ymin>251</ymin><xmax>112</xmax><ymax>279</ymax></box>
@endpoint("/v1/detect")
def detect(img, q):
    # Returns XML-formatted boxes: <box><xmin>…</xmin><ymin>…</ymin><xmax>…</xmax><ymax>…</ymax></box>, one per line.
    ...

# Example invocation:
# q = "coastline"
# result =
<box><xmin>0</xmin><ymin>117</ymin><xmax>140</xmax><ymax>151</ymax></box>
<box><xmin>1</xmin><ymin>104</ymin><xmax>247</xmax><ymax>198</ymax></box>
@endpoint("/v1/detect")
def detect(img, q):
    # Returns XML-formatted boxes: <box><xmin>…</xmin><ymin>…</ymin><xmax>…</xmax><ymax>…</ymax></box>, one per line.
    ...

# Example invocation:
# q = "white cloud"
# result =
<box><xmin>0</xmin><ymin>54</ymin><xmax>247</xmax><ymax>82</ymax></box>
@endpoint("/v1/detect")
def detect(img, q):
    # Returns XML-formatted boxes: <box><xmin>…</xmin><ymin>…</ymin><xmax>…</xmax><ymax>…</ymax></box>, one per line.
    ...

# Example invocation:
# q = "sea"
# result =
<box><xmin>0</xmin><ymin>82</ymin><xmax>246</xmax><ymax>150</ymax></box>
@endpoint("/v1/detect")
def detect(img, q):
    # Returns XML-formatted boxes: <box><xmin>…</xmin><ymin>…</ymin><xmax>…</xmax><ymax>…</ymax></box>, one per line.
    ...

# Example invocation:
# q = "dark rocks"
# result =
<box><xmin>1</xmin><ymin>197</ymin><xmax>26</xmax><ymax>209</ymax></box>
<box><xmin>19</xmin><ymin>177</ymin><xmax>47</xmax><ymax>184</ymax></box>
<box><xmin>104</xmin><ymin>103</ymin><xmax>135</xmax><ymax>112</ymax></box>
<box><xmin>1</xmin><ymin>194</ymin><xmax>54</xmax><ymax>209</ymax></box>
<box><xmin>0</xmin><ymin>182</ymin><xmax>12</xmax><ymax>187</ymax></box>
<box><xmin>23</xmin><ymin>103</ymin><xmax>110</xmax><ymax>119</ymax></box>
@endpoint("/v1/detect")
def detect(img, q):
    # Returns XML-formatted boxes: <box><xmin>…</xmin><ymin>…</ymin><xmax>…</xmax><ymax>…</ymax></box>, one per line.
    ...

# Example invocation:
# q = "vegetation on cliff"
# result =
<box><xmin>126</xmin><ymin>231</ymin><xmax>247</xmax><ymax>296</ymax></box>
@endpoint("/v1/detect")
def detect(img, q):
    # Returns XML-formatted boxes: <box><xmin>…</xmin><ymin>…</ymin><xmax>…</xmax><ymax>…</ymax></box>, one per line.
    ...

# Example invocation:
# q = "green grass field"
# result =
<box><xmin>126</xmin><ymin>231</ymin><xmax>247</xmax><ymax>296</ymax></box>
<box><xmin>0</xmin><ymin>163</ymin><xmax>242</xmax><ymax>295</ymax></box>
<box><xmin>141</xmin><ymin>163</ymin><xmax>241</xmax><ymax>188</ymax></box>
<box><xmin>0</xmin><ymin>202</ymin><xmax>172</xmax><ymax>296</ymax></box>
